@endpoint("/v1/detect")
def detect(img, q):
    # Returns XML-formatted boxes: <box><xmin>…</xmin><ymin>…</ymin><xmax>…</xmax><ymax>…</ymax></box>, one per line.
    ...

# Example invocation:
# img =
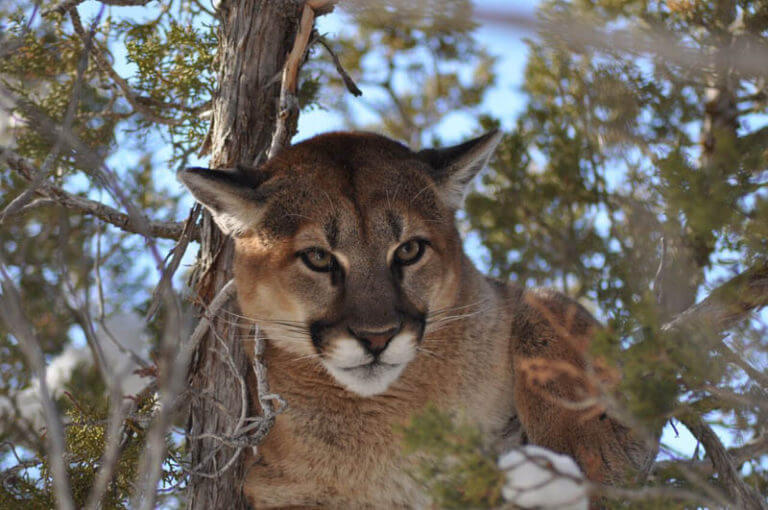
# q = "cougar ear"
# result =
<box><xmin>417</xmin><ymin>129</ymin><xmax>502</xmax><ymax>209</ymax></box>
<box><xmin>178</xmin><ymin>164</ymin><xmax>270</xmax><ymax>236</ymax></box>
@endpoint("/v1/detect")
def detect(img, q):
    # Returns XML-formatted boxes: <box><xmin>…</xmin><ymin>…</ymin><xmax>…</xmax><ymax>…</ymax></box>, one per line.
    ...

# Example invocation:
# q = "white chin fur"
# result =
<box><xmin>323</xmin><ymin>332</ymin><xmax>416</xmax><ymax>396</ymax></box>
<box><xmin>324</xmin><ymin>361</ymin><xmax>407</xmax><ymax>397</ymax></box>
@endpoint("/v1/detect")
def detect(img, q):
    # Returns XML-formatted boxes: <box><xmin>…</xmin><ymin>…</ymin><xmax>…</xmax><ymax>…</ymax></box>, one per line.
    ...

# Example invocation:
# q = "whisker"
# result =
<box><xmin>416</xmin><ymin>346</ymin><xmax>448</xmax><ymax>361</ymax></box>
<box><xmin>287</xmin><ymin>353</ymin><xmax>323</xmax><ymax>363</ymax></box>
<box><xmin>215</xmin><ymin>308</ymin><xmax>307</xmax><ymax>325</ymax></box>
<box><xmin>427</xmin><ymin>298</ymin><xmax>495</xmax><ymax>317</ymax></box>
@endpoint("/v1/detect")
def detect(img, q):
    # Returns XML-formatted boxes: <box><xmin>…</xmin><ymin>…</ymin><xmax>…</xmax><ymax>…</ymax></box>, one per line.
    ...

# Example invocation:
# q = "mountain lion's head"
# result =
<box><xmin>180</xmin><ymin>131</ymin><xmax>501</xmax><ymax>396</ymax></box>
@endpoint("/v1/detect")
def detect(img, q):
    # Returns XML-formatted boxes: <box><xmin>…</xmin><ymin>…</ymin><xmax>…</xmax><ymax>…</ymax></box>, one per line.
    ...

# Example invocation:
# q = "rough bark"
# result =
<box><xmin>185</xmin><ymin>2</ymin><xmax>300</xmax><ymax>509</ymax></box>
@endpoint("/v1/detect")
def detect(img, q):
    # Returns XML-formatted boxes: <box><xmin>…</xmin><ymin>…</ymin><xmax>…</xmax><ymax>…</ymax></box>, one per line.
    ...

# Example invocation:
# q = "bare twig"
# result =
<box><xmin>185</xmin><ymin>279</ymin><xmax>238</xmax><ymax>365</ymax></box>
<box><xmin>0</xmin><ymin>5</ymin><xmax>102</xmax><ymax>224</ymax></box>
<box><xmin>315</xmin><ymin>35</ymin><xmax>362</xmax><ymax>97</ymax></box>
<box><xmin>661</xmin><ymin>262</ymin><xmax>768</xmax><ymax>338</ymax></box>
<box><xmin>715</xmin><ymin>342</ymin><xmax>768</xmax><ymax>389</ymax></box>
<box><xmin>590</xmin><ymin>483</ymin><xmax>712</xmax><ymax>506</ymax></box>
<box><xmin>655</xmin><ymin>432</ymin><xmax>768</xmax><ymax>476</ymax></box>
<box><xmin>43</xmin><ymin>0</ymin><xmax>153</xmax><ymax>17</ymax></box>
<box><xmin>679</xmin><ymin>414</ymin><xmax>767</xmax><ymax>510</ymax></box>
<box><xmin>267</xmin><ymin>1</ymin><xmax>336</xmax><ymax>160</ymax></box>
<box><xmin>145</xmin><ymin>205</ymin><xmax>202</xmax><ymax>320</ymax></box>
<box><xmin>652</xmin><ymin>236</ymin><xmax>667</xmax><ymax>307</ymax></box>
<box><xmin>1</xmin><ymin>148</ymin><xmax>190</xmax><ymax>240</ymax></box>
<box><xmin>83</xmin><ymin>382</ymin><xmax>131</xmax><ymax>510</ymax></box>
<box><xmin>0</xmin><ymin>261</ymin><xmax>75</xmax><ymax>510</ymax></box>
<box><xmin>467</xmin><ymin>5</ymin><xmax>768</xmax><ymax>78</ymax></box>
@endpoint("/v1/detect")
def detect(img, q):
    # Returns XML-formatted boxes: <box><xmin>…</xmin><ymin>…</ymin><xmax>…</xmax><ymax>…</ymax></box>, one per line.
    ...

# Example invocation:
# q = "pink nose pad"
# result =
<box><xmin>366</xmin><ymin>333</ymin><xmax>393</xmax><ymax>351</ymax></box>
<box><xmin>350</xmin><ymin>326</ymin><xmax>400</xmax><ymax>355</ymax></box>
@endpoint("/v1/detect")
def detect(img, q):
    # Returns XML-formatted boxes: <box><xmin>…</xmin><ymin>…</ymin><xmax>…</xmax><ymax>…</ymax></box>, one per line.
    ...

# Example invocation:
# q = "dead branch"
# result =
<box><xmin>466</xmin><ymin>5</ymin><xmax>768</xmax><ymax>78</ymax></box>
<box><xmin>655</xmin><ymin>432</ymin><xmax>768</xmax><ymax>476</ymax></box>
<box><xmin>266</xmin><ymin>3</ymin><xmax>315</xmax><ymax>160</ymax></box>
<box><xmin>267</xmin><ymin>0</ymin><xmax>336</xmax><ymax>160</ymax></box>
<box><xmin>715</xmin><ymin>342</ymin><xmax>768</xmax><ymax>389</ymax></box>
<box><xmin>679</xmin><ymin>414</ymin><xmax>767</xmax><ymax>510</ymax></box>
<box><xmin>315</xmin><ymin>35</ymin><xmax>362</xmax><ymax>97</ymax></box>
<box><xmin>83</xmin><ymin>382</ymin><xmax>130</xmax><ymax>510</ymax></box>
<box><xmin>590</xmin><ymin>483</ymin><xmax>712</xmax><ymax>506</ymax></box>
<box><xmin>0</xmin><ymin>6</ymin><xmax>100</xmax><ymax>224</ymax></box>
<box><xmin>661</xmin><ymin>262</ymin><xmax>768</xmax><ymax>339</ymax></box>
<box><xmin>1</xmin><ymin>147</ymin><xmax>190</xmax><ymax>240</ymax></box>
<box><xmin>145</xmin><ymin>204</ymin><xmax>202</xmax><ymax>320</ymax></box>
<box><xmin>43</xmin><ymin>0</ymin><xmax>153</xmax><ymax>17</ymax></box>
<box><xmin>0</xmin><ymin>261</ymin><xmax>76</xmax><ymax>510</ymax></box>
<box><xmin>184</xmin><ymin>279</ymin><xmax>237</xmax><ymax>366</ymax></box>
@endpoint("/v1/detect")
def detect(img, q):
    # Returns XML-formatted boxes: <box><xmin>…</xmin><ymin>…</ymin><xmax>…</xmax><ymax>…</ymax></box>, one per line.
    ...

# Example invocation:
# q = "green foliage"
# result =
<box><xmin>1</xmin><ymin>383</ymin><xmax>182</xmax><ymax>510</ymax></box>
<box><xmin>399</xmin><ymin>406</ymin><xmax>505</xmax><ymax>509</ymax></box>
<box><xmin>0</xmin><ymin>2</ymin><xmax>203</xmax><ymax>507</ymax></box>
<box><xmin>118</xmin><ymin>17</ymin><xmax>216</xmax><ymax>145</ymax></box>
<box><xmin>468</xmin><ymin>0</ymin><xmax>768</xmax><ymax>422</ymax></box>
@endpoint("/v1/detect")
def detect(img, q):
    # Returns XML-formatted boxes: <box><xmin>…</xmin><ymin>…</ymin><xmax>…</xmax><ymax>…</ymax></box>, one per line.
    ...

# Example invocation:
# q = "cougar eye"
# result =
<box><xmin>393</xmin><ymin>239</ymin><xmax>427</xmax><ymax>266</ymax></box>
<box><xmin>299</xmin><ymin>248</ymin><xmax>336</xmax><ymax>272</ymax></box>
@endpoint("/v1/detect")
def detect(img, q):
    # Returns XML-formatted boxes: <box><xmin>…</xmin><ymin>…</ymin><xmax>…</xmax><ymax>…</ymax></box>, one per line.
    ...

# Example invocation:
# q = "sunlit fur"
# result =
<box><xmin>180</xmin><ymin>132</ymin><xmax>650</xmax><ymax>508</ymax></box>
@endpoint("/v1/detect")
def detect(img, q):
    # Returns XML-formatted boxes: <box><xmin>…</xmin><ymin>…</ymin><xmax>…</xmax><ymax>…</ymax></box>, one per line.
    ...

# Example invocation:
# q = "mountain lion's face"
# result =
<box><xmin>181</xmin><ymin>131</ymin><xmax>500</xmax><ymax>396</ymax></box>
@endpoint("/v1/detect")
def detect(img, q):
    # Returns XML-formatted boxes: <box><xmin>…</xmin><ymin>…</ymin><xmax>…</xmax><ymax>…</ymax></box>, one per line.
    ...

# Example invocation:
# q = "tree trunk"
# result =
<box><xmin>186</xmin><ymin>2</ymin><xmax>300</xmax><ymax>508</ymax></box>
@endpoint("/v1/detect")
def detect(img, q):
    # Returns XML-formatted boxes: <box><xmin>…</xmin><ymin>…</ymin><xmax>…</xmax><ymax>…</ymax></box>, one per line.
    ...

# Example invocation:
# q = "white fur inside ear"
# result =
<box><xmin>202</xmin><ymin>202</ymin><xmax>263</xmax><ymax>236</ymax></box>
<box><xmin>424</xmin><ymin>130</ymin><xmax>503</xmax><ymax>210</ymax></box>
<box><xmin>439</xmin><ymin>180</ymin><xmax>472</xmax><ymax>210</ymax></box>
<box><xmin>179</xmin><ymin>168</ymin><xmax>264</xmax><ymax>236</ymax></box>
<box><xmin>498</xmin><ymin>446</ymin><xmax>587</xmax><ymax>510</ymax></box>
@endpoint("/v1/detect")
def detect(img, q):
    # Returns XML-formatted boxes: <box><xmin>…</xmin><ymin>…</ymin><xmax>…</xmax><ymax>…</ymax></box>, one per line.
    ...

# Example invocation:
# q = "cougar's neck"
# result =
<box><xmin>434</xmin><ymin>253</ymin><xmax>515</xmax><ymax>426</ymax></box>
<box><xmin>446</xmin><ymin>253</ymin><xmax>510</xmax><ymax>342</ymax></box>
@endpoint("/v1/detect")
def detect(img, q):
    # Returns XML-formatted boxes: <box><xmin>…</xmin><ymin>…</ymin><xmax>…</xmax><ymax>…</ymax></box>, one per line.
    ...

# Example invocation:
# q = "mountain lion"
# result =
<box><xmin>180</xmin><ymin>131</ymin><xmax>649</xmax><ymax>508</ymax></box>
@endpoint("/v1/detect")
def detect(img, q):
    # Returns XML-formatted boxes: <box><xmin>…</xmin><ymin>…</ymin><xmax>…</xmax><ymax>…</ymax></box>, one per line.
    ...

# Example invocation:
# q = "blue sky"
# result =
<box><xmin>298</xmin><ymin>0</ymin><xmax>536</xmax><ymax>142</ymax></box>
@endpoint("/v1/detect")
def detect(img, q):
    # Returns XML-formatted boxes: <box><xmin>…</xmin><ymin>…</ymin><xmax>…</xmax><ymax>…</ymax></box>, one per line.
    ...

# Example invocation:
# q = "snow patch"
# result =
<box><xmin>0</xmin><ymin>311</ymin><xmax>149</xmax><ymax>430</ymax></box>
<box><xmin>498</xmin><ymin>445</ymin><xmax>588</xmax><ymax>510</ymax></box>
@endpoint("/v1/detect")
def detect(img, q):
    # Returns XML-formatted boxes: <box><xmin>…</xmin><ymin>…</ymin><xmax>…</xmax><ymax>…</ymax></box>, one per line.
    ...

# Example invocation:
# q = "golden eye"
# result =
<box><xmin>299</xmin><ymin>248</ymin><xmax>336</xmax><ymax>272</ymax></box>
<box><xmin>394</xmin><ymin>239</ymin><xmax>427</xmax><ymax>266</ymax></box>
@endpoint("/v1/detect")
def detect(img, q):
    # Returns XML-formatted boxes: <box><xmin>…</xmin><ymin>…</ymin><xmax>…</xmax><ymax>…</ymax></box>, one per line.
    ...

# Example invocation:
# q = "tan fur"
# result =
<box><xmin>181</xmin><ymin>132</ymin><xmax>648</xmax><ymax>508</ymax></box>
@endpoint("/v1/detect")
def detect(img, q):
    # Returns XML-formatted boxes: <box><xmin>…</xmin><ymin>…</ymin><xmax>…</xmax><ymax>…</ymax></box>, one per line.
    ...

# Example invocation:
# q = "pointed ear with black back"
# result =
<box><xmin>417</xmin><ymin>129</ymin><xmax>503</xmax><ymax>210</ymax></box>
<box><xmin>178</xmin><ymin>164</ymin><xmax>271</xmax><ymax>236</ymax></box>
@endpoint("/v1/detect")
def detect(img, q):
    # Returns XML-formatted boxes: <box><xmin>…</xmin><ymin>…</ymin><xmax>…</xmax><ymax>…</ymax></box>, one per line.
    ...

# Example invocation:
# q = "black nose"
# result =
<box><xmin>348</xmin><ymin>326</ymin><xmax>400</xmax><ymax>356</ymax></box>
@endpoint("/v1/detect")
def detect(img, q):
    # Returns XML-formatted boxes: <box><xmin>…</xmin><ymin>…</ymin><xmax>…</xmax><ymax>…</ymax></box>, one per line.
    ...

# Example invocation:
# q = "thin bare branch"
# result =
<box><xmin>459</xmin><ymin>5</ymin><xmax>768</xmax><ymax>78</ymax></box>
<box><xmin>1</xmin><ymin>148</ymin><xmax>190</xmax><ymax>240</ymax></box>
<box><xmin>655</xmin><ymin>432</ymin><xmax>768</xmax><ymax>476</ymax></box>
<box><xmin>661</xmin><ymin>262</ymin><xmax>768</xmax><ymax>339</ymax></box>
<box><xmin>0</xmin><ymin>5</ymin><xmax>102</xmax><ymax>224</ymax></box>
<box><xmin>267</xmin><ymin>3</ymin><xmax>315</xmax><ymax>160</ymax></box>
<box><xmin>716</xmin><ymin>342</ymin><xmax>768</xmax><ymax>389</ymax></box>
<box><xmin>83</xmin><ymin>382</ymin><xmax>131</xmax><ymax>510</ymax></box>
<box><xmin>0</xmin><ymin>261</ymin><xmax>75</xmax><ymax>510</ymax></box>
<box><xmin>315</xmin><ymin>35</ymin><xmax>362</xmax><ymax>97</ymax></box>
<box><xmin>679</xmin><ymin>414</ymin><xmax>767</xmax><ymax>510</ymax></box>
<box><xmin>145</xmin><ymin>205</ymin><xmax>202</xmax><ymax>320</ymax></box>
<box><xmin>43</xmin><ymin>0</ymin><xmax>153</xmax><ymax>17</ymax></box>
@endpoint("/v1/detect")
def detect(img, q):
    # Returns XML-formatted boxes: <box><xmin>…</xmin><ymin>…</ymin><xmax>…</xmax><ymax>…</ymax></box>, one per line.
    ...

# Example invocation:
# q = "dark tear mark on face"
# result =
<box><xmin>386</xmin><ymin>210</ymin><xmax>403</xmax><ymax>242</ymax></box>
<box><xmin>324</xmin><ymin>216</ymin><xmax>340</xmax><ymax>249</ymax></box>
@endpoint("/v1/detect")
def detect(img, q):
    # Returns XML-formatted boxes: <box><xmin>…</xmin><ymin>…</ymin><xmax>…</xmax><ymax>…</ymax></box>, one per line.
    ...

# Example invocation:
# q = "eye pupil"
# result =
<box><xmin>300</xmin><ymin>248</ymin><xmax>335</xmax><ymax>272</ymax></box>
<box><xmin>394</xmin><ymin>239</ymin><xmax>426</xmax><ymax>265</ymax></box>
